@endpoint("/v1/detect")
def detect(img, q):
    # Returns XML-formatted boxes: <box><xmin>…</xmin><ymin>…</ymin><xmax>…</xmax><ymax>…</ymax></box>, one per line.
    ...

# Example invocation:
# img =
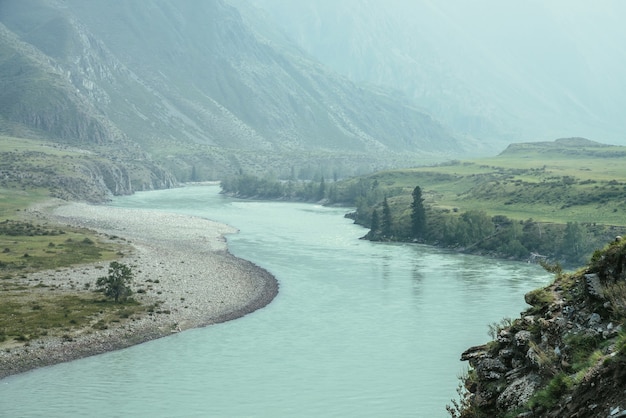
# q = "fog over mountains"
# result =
<box><xmin>1</xmin><ymin>0</ymin><xmax>624</xmax><ymax>186</ymax></box>
<box><xmin>0</xmin><ymin>0</ymin><xmax>462</xmax><ymax>183</ymax></box>
<box><xmin>248</xmin><ymin>0</ymin><xmax>626</xmax><ymax>144</ymax></box>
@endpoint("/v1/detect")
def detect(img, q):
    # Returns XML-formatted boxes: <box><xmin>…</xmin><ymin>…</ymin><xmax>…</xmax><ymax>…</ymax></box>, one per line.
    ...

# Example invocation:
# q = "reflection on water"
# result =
<box><xmin>0</xmin><ymin>185</ymin><xmax>552</xmax><ymax>418</ymax></box>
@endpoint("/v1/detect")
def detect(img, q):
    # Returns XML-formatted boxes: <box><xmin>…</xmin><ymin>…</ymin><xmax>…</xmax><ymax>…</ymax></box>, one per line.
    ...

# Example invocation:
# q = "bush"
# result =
<box><xmin>603</xmin><ymin>281</ymin><xmax>626</xmax><ymax>317</ymax></box>
<box><xmin>96</xmin><ymin>261</ymin><xmax>134</xmax><ymax>303</ymax></box>
<box><xmin>524</xmin><ymin>288</ymin><xmax>554</xmax><ymax>313</ymax></box>
<box><xmin>589</xmin><ymin>239</ymin><xmax>626</xmax><ymax>280</ymax></box>
<box><xmin>528</xmin><ymin>372</ymin><xmax>572</xmax><ymax>410</ymax></box>
<box><xmin>566</xmin><ymin>332</ymin><xmax>603</xmax><ymax>372</ymax></box>
<box><xmin>615</xmin><ymin>331</ymin><xmax>626</xmax><ymax>354</ymax></box>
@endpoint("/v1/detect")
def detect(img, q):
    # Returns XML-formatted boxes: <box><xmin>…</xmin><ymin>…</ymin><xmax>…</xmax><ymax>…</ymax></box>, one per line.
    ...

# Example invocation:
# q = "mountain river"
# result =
<box><xmin>0</xmin><ymin>184</ymin><xmax>552</xmax><ymax>417</ymax></box>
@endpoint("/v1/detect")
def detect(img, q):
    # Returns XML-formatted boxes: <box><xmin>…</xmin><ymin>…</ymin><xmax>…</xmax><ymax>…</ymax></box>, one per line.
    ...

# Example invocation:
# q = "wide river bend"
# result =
<box><xmin>0</xmin><ymin>185</ymin><xmax>551</xmax><ymax>417</ymax></box>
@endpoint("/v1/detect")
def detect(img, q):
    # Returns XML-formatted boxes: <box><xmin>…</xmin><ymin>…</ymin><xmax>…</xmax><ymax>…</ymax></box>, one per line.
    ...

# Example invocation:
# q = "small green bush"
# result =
<box><xmin>528</xmin><ymin>372</ymin><xmax>572</xmax><ymax>410</ymax></box>
<box><xmin>92</xmin><ymin>320</ymin><xmax>108</xmax><ymax>330</ymax></box>
<box><xmin>488</xmin><ymin>317</ymin><xmax>513</xmax><ymax>339</ymax></box>
<box><xmin>603</xmin><ymin>281</ymin><xmax>626</xmax><ymax>317</ymax></box>
<box><xmin>615</xmin><ymin>330</ymin><xmax>626</xmax><ymax>354</ymax></box>
<box><xmin>118</xmin><ymin>310</ymin><xmax>132</xmax><ymax>318</ymax></box>
<box><xmin>525</xmin><ymin>288</ymin><xmax>554</xmax><ymax>313</ymax></box>
<box><xmin>566</xmin><ymin>332</ymin><xmax>602</xmax><ymax>372</ymax></box>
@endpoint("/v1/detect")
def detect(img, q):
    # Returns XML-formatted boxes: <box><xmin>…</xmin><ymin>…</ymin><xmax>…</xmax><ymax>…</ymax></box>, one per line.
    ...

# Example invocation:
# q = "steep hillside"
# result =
<box><xmin>0</xmin><ymin>0</ymin><xmax>461</xmax><ymax>200</ymax></box>
<box><xmin>306</xmin><ymin>138</ymin><xmax>626</xmax><ymax>266</ymax></box>
<box><xmin>0</xmin><ymin>23</ymin><xmax>125</xmax><ymax>146</ymax></box>
<box><xmin>453</xmin><ymin>238</ymin><xmax>626</xmax><ymax>417</ymax></box>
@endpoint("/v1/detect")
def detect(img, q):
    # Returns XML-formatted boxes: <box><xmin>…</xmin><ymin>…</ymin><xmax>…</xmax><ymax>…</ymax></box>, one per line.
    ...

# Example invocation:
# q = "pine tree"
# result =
<box><xmin>318</xmin><ymin>176</ymin><xmax>326</xmax><ymax>200</ymax></box>
<box><xmin>370</xmin><ymin>209</ymin><xmax>380</xmax><ymax>237</ymax></box>
<box><xmin>411</xmin><ymin>186</ymin><xmax>426</xmax><ymax>238</ymax></box>
<box><xmin>381</xmin><ymin>197</ymin><xmax>392</xmax><ymax>238</ymax></box>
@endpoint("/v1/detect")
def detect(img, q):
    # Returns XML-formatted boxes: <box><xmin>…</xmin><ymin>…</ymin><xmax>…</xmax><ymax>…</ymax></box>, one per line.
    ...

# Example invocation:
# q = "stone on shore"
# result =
<box><xmin>0</xmin><ymin>202</ymin><xmax>278</xmax><ymax>379</ymax></box>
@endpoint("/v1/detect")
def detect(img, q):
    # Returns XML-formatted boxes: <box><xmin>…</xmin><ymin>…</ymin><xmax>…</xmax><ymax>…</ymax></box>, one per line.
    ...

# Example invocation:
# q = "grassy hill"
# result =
<box><xmin>325</xmin><ymin>138</ymin><xmax>626</xmax><ymax>266</ymax></box>
<box><xmin>348</xmin><ymin>138</ymin><xmax>626</xmax><ymax>225</ymax></box>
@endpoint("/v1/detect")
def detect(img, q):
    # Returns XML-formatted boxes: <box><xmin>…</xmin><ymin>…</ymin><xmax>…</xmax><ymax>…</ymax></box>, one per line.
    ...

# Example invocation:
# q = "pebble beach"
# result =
<box><xmin>0</xmin><ymin>202</ymin><xmax>278</xmax><ymax>379</ymax></box>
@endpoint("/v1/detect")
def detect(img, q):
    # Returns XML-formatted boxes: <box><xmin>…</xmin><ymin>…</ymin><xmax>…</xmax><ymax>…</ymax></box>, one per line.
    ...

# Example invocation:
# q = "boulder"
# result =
<box><xmin>585</xmin><ymin>273</ymin><xmax>603</xmax><ymax>299</ymax></box>
<box><xmin>515</xmin><ymin>330</ymin><xmax>532</xmax><ymax>347</ymax></box>
<box><xmin>476</xmin><ymin>357</ymin><xmax>508</xmax><ymax>380</ymax></box>
<box><xmin>461</xmin><ymin>344</ymin><xmax>489</xmax><ymax>362</ymax></box>
<box><xmin>496</xmin><ymin>373</ymin><xmax>542</xmax><ymax>411</ymax></box>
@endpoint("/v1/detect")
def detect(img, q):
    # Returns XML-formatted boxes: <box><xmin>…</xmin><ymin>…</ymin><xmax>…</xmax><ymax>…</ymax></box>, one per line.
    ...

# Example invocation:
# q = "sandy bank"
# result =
<box><xmin>0</xmin><ymin>202</ymin><xmax>278</xmax><ymax>379</ymax></box>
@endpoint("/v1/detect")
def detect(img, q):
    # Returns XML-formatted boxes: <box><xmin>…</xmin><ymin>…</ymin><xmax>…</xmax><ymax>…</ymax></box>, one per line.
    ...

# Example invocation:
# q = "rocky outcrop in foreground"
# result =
<box><xmin>451</xmin><ymin>238</ymin><xmax>626</xmax><ymax>418</ymax></box>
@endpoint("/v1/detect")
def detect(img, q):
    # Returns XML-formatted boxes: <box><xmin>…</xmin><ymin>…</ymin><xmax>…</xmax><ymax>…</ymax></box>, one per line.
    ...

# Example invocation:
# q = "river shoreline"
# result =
<box><xmin>0</xmin><ymin>202</ymin><xmax>278</xmax><ymax>380</ymax></box>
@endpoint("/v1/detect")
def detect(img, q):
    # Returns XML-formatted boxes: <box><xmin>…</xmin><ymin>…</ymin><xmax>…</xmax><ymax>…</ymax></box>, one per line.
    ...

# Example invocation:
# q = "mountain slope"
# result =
<box><xmin>0</xmin><ymin>0</ymin><xmax>461</xmax><ymax>199</ymax></box>
<box><xmin>65</xmin><ymin>0</ymin><xmax>457</xmax><ymax>153</ymax></box>
<box><xmin>247</xmin><ymin>0</ymin><xmax>626</xmax><ymax>145</ymax></box>
<box><xmin>0</xmin><ymin>22</ymin><xmax>123</xmax><ymax>146</ymax></box>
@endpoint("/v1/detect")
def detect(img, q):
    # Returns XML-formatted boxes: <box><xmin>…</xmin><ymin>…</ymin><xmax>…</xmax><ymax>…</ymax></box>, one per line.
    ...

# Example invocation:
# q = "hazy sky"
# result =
<box><xmin>246</xmin><ymin>0</ymin><xmax>626</xmax><ymax>143</ymax></box>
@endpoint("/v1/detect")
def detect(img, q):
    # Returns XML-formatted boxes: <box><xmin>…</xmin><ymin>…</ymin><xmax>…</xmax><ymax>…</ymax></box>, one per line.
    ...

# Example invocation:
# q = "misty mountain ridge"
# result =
<box><xmin>248</xmin><ymin>0</ymin><xmax>626</xmax><ymax>144</ymax></box>
<box><xmin>0</xmin><ymin>0</ymin><xmax>464</xmax><ymax>192</ymax></box>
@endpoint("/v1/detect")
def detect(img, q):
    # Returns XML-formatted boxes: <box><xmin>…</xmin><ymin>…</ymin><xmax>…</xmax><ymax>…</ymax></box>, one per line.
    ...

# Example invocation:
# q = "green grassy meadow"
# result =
<box><xmin>355</xmin><ymin>138</ymin><xmax>626</xmax><ymax>226</ymax></box>
<box><xmin>0</xmin><ymin>136</ymin><xmax>138</xmax><ymax>346</ymax></box>
<box><xmin>0</xmin><ymin>291</ymin><xmax>146</xmax><ymax>344</ymax></box>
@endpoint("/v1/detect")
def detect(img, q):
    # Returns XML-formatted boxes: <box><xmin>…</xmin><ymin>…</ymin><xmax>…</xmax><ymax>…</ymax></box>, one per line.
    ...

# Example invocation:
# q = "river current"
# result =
<box><xmin>1</xmin><ymin>185</ymin><xmax>551</xmax><ymax>417</ymax></box>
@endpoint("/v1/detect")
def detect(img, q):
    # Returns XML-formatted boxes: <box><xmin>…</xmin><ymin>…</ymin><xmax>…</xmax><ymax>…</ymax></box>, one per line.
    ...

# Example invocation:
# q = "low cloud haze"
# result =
<box><xmin>247</xmin><ymin>0</ymin><xmax>626</xmax><ymax>143</ymax></box>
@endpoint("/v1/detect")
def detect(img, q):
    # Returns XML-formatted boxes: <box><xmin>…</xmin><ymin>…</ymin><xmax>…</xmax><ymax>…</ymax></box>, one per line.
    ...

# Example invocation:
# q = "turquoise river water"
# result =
<box><xmin>0</xmin><ymin>185</ymin><xmax>551</xmax><ymax>417</ymax></box>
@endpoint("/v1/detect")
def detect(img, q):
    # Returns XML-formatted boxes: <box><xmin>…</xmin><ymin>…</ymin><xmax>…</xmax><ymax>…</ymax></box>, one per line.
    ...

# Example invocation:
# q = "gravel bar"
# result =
<box><xmin>0</xmin><ymin>202</ymin><xmax>278</xmax><ymax>379</ymax></box>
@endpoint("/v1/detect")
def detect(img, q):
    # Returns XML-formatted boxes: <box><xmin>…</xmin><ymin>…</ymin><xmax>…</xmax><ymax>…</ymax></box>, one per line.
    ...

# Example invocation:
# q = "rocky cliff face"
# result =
<box><xmin>0</xmin><ymin>21</ymin><xmax>125</xmax><ymax>146</ymax></box>
<box><xmin>0</xmin><ymin>144</ymin><xmax>177</xmax><ymax>203</ymax></box>
<box><xmin>452</xmin><ymin>239</ymin><xmax>626</xmax><ymax>417</ymax></box>
<box><xmin>60</xmin><ymin>158</ymin><xmax>177</xmax><ymax>202</ymax></box>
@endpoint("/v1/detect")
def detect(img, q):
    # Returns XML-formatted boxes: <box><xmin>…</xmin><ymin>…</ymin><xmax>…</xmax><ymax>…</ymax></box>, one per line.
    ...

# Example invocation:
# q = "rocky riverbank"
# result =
<box><xmin>452</xmin><ymin>239</ymin><xmax>626</xmax><ymax>418</ymax></box>
<box><xmin>0</xmin><ymin>202</ymin><xmax>278</xmax><ymax>379</ymax></box>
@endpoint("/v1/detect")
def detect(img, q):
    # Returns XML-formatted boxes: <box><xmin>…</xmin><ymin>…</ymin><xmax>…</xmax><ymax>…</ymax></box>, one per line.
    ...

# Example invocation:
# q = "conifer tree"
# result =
<box><xmin>318</xmin><ymin>176</ymin><xmax>326</xmax><ymax>200</ymax></box>
<box><xmin>370</xmin><ymin>209</ymin><xmax>380</xmax><ymax>237</ymax></box>
<box><xmin>411</xmin><ymin>186</ymin><xmax>426</xmax><ymax>238</ymax></box>
<box><xmin>381</xmin><ymin>197</ymin><xmax>393</xmax><ymax>238</ymax></box>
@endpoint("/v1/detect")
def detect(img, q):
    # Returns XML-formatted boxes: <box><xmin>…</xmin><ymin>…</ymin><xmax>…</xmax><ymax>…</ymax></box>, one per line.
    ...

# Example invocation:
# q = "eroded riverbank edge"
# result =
<box><xmin>0</xmin><ymin>201</ymin><xmax>278</xmax><ymax>380</ymax></box>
